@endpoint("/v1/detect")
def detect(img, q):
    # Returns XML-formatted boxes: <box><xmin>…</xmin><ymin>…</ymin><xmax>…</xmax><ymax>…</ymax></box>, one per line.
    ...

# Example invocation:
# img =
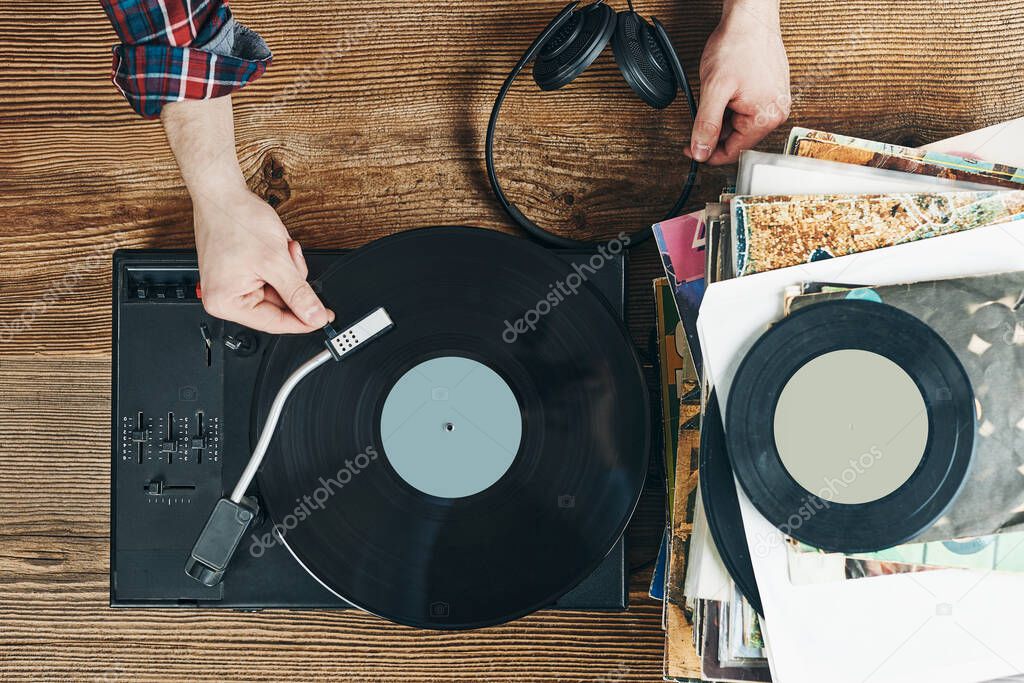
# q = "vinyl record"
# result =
<box><xmin>699</xmin><ymin>389</ymin><xmax>762</xmax><ymax>616</ymax></box>
<box><xmin>725</xmin><ymin>300</ymin><xmax>975</xmax><ymax>554</ymax></box>
<box><xmin>253</xmin><ymin>226</ymin><xmax>649</xmax><ymax>629</ymax></box>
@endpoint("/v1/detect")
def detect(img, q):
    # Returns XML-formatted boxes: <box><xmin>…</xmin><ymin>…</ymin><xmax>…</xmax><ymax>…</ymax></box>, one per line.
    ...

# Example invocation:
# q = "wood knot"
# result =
<box><xmin>253</xmin><ymin>152</ymin><xmax>291</xmax><ymax>207</ymax></box>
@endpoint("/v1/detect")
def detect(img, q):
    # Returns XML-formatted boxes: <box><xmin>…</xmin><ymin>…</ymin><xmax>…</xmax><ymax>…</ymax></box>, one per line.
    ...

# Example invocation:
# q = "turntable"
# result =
<box><xmin>110</xmin><ymin>227</ymin><xmax>650</xmax><ymax>628</ymax></box>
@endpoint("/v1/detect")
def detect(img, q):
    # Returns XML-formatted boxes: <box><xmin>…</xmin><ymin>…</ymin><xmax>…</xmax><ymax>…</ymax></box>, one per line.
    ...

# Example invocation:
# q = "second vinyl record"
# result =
<box><xmin>253</xmin><ymin>227</ymin><xmax>649</xmax><ymax>629</ymax></box>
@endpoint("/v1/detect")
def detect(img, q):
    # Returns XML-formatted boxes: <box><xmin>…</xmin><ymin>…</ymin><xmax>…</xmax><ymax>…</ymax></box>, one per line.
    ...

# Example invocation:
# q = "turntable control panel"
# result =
<box><xmin>116</xmin><ymin>409</ymin><xmax>222</xmax><ymax>503</ymax></box>
<box><xmin>119</xmin><ymin>410</ymin><xmax>221</xmax><ymax>466</ymax></box>
<box><xmin>112</xmin><ymin>255</ymin><xmax>233</xmax><ymax>602</ymax></box>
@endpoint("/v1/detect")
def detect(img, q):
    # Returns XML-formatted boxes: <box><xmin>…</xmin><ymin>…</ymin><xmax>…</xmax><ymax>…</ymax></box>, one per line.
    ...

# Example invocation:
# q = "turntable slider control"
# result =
<box><xmin>191</xmin><ymin>411</ymin><xmax>206</xmax><ymax>463</ymax></box>
<box><xmin>131</xmin><ymin>411</ymin><xmax>149</xmax><ymax>464</ymax></box>
<box><xmin>159</xmin><ymin>411</ymin><xmax>177</xmax><ymax>461</ymax></box>
<box><xmin>144</xmin><ymin>480</ymin><xmax>196</xmax><ymax>496</ymax></box>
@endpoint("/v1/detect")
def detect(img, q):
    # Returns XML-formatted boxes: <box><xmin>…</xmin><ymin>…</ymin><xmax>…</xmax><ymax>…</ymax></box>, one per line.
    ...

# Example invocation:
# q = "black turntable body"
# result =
<box><xmin>110</xmin><ymin>228</ymin><xmax>645</xmax><ymax>622</ymax></box>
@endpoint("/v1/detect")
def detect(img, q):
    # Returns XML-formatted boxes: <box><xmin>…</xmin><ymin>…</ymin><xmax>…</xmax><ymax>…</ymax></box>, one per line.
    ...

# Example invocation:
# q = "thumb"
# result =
<box><xmin>261</xmin><ymin>254</ymin><xmax>332</xmax><ymax>328</ymax></box>
<box><xmin>690</xmin><ymin>79</ymin><xmax>734</xmax><ymax>162</ymax></box>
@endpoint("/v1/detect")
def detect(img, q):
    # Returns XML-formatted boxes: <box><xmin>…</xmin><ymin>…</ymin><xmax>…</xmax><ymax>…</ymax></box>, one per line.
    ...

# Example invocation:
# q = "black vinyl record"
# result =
<box><xmin>725</xmin><ymin>300</ymin><xmax>975</xmax><ymax>554</ymax></box>
<box><xmin>253</xmin><ymin>226</ymin><xmax>649</xmax><ymax>629</ymax></box>
<box><xmin>699</xmin><ymin>389</ymin><xmax>762</xmax><ymax>616</ymax></box>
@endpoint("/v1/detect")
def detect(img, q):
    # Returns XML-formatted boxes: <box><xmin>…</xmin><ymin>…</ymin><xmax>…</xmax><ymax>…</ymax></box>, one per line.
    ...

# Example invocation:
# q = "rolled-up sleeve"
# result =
<box><xmin>100</xmin><ymin>0</ymin><xmax>272</xmax><ymax>118</ymax></box>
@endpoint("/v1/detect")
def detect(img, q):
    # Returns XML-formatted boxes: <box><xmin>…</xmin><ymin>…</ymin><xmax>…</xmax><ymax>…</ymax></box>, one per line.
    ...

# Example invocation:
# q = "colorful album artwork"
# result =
<box><xmin>651</xmin><ymin>279</ymin><xmax>700</xmax><ymax>604</ymax></box>
<box><xmin>657</xmin><ymin>282</ymin><xmax>708</xmax><ymax>681</ymax></box>
<box><xmin>731</xmin><ymin>190</ymin><xmax>1024</xmax><ymax>276</ymax></box>
<box><xmin>654</xmin><ymin>278</ymin><xmax>700</xmax><ymax>511</ymax></box>
<box><xmin>663</xmin><ymin>425</ymin><xmax>704</xmax><ymax>681</ymax></box>
<box><xmin>653</xmin><ymin>211</ymin><xmax>707</xmax><ymax>375</ymax></box>
<box><xmin>787</xmin><ymin>532</ymin><xmax>1024</xmax><ymax>586</ymax></box>
<box><xmin>700</xmin><ymin>600</ymin><xmax>771</xmax><ymax>682</ymax></box>
<box><xmin>785</xmin><ymin>127</ymin><xmax>1024</xmax><ymax>188</ymax></box>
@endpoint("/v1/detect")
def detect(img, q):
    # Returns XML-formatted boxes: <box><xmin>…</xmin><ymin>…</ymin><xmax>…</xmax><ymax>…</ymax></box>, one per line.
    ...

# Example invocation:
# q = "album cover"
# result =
<box><xmin>719</xmin><ymin>585</ymin><xmax>766</xmax><ymax>666</ymax></box>
<box><xmin>651</xmin><ymin>279</ymin><xmax>698</xmax><ymax>602</ymax></box>
<box><xmin>700</xmin><ymin>601</ymin><xmax>771</xmax><ymax>682</ymax></box>
<box><xmin>660</xmin><ymin>303</ymin><xmax>705</xmax><ymax>681</ymax></box>
<box><xmin>649</xmin><ymin>532</ymin><xmax>669</xmax><ymax>602</ymax></box>
<box><xmin>654</xmin><ymin>278</ymin><xmax>699</xmax><ymax>510</ymax></box>
<box><xmin>786</xmin><ymin>530</ymin><xmax>1024</xmax><ymax>586</ymax></box>
<box><xmin>666</xmin><ymin>421</ymin><xmax>701</xmax><ymax>607</ymax></box>
<box><xmin>663</xmin><ymin>425</ymin><xmax>704</xmax><ymax>682</ymax></box>
<box><xmin>731</xmin><ymin>190</ymin><xmax>1024</xmax><ymax>277</ymax></box>
<box><xmin>704</xmin><ymin>202</ymin><xmax>733</xmax><ymax>285</ymax></box>
<box><xmin>653</xmin><ymin>212</ymin><xmax>707</xmax><ymax>377</ymax></box>
<box><xmin>786</xmin><ymin>271</ymin><xmax>1024</xmax><ymax>543</ymax></box>
<box><xmin>736</xmin><ymin>150</ymin><xmax>998</xmax><ymax>196</ymax></box>
<box><xmin>785</xmin><ymin>127</ymin><xmax>1024</xmax><ymax>188</ymax></box>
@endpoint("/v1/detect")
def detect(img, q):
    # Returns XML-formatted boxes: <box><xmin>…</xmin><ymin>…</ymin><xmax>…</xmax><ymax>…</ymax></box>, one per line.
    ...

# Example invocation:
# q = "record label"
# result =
<box><xmin>379</xmin><ymin>355</ymin><xmax>522</xmax><ymax>498</ymax></box>
<box><xmin>772</xmin><ymin>348</ymin><xmax>928</xmax><ymax>505</ymax></box>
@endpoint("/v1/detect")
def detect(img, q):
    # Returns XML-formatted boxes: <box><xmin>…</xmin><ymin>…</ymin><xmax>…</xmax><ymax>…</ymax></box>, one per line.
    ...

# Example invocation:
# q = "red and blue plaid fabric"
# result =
<box><xmin>100</xmin><ymin>0</ymin><xmax>271</xmax><ymax>118</ymax></box>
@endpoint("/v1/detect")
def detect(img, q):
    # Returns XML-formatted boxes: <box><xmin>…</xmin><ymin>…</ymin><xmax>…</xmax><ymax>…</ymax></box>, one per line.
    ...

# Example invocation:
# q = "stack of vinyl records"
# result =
<box><xmin>648</xmin><ymin>124</ymin><xmax>1024</xmax><ymax>683</ymax></box>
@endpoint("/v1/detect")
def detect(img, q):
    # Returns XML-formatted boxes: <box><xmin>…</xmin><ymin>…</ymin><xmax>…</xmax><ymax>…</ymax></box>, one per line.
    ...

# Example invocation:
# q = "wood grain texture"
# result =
<box><xmin>1</xmin><ymin>0</ymin><xmax>1023</xmax><ymax>679</ymax></box>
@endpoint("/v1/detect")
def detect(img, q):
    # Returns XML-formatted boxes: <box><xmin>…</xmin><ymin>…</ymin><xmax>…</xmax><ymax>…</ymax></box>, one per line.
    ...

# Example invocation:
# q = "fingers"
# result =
<box><xmin>204</xmin><ymin>287</ymin><xmax>322</xmax><ymax>335</ymax></box>
<box><xmin>259</xmin><ymin>251</ymin><xmax>334</xmax><ymax>329</ymax></box>
<box><xmin>288</xmin><ymin>239</ymin><xmax>308</xmax><ymax>279</ymax></box>
<box><xmin>705</xmin><ymin>110</ymin><xmax>780</xmax><ymax>165</ymax></box>
<box><xmin>239</xmin><ymin>299</ymin><xmax>328</xmax><ymax>334</ymax></box>
<box><xmin>688</xmin><ymin>78</ymin><xmax>735</xmax><ymax>162</ymax></box>
<box><xmin>200</xmin><ymin>238</ymin><xmax>334</xmax><ymax>335</ymax></box>
<box><xmin>258</xmin><ymin>284</ymin><xmax>287</xmax><ymax>309</ymax></box>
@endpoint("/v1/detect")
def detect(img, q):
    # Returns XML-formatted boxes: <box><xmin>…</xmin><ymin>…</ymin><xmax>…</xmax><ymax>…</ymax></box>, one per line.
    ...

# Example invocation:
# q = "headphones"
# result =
<box><xmin>486</xmin><ymin>0</ymin><xmax>699</xmax><ymax>248</ymax></box>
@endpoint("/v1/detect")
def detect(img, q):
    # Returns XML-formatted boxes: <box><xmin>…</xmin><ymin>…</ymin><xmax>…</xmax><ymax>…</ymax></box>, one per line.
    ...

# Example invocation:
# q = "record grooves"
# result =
<box><xmin>253</xmin><ymin>227</ymin><xmax>649</xmax><ymax>629</ymax></box>
<box><xmin>725</xmin><ymin>300</ymin><xmax>975</xmax><ymax>554</ymax></box>
<box><xmin>699</xmin><ymin>389</ymin><xmax>763</xmax><ymax>616</ymax></box>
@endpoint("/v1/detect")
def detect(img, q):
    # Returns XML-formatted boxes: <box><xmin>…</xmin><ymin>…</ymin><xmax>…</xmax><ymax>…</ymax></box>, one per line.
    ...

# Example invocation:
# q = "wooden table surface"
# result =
<box><xmin>2</xmin><ymin>0</ymin><xmax>1022</xmax><ymax>680</ymax></box>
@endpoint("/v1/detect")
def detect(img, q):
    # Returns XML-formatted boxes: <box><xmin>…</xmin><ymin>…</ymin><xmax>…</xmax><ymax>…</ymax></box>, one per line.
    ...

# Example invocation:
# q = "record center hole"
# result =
<box><xmin>443</xmin><ymin>422</ymin><xmax>455</xmax><ymax>433</ymax></box>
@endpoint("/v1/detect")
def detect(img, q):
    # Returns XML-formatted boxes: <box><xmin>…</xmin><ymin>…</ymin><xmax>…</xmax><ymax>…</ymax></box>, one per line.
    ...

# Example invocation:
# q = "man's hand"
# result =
<box><xmin>161</xmin><ymin>96</ymin><xmax>333</xmax><ymax>333</ymax></box>
<box><xmin>192</xmin><ymin>186</ymin><xmax>333</xmax><ymax>333</ymax></box>
<box><xmin>686</xmin><ymin>0</ymin><xmax>790</xmax><ymax>165</ymax></box>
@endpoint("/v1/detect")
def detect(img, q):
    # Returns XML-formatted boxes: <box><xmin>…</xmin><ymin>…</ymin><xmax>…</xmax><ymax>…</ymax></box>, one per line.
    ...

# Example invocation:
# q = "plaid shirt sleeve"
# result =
<box><xmin>100</xmin><ymin>0</ymin><xmax>272</xmax><ymax>118</ymax></box>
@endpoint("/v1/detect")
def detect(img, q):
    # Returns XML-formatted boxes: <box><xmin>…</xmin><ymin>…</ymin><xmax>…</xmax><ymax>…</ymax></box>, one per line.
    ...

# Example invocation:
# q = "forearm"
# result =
<box><xmin>161</xmin><ymin>96</ymin><xmax>247</xmax><ymax>199</ymax></box>
<box><xmin>721</xmin><ymin>0</ymin><xmax>781</xmax><ymax>28</ymax></box>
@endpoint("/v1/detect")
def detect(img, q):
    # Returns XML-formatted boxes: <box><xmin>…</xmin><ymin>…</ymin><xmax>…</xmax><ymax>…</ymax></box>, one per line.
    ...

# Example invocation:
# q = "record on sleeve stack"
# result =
<box><xmin>253</xmin><ymin>227</ymin><xmax>649</xmax><ymax>629</ymax></box>
<box><xmin>701</xmin><ymin>299</ymin><xmax>977</xmax><ymax>617</ymax></box>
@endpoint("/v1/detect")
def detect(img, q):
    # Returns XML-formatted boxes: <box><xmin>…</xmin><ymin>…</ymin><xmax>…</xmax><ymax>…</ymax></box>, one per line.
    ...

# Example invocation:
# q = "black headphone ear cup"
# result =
<box><xmin>532</xmin><ymin>1</ymin><xmax>616</xmax><ymax>91</ymax></box>
<box><xmin>611</xmin><ymin>11</ymin><xmax>677</xmax><ymax>109</ymax></box>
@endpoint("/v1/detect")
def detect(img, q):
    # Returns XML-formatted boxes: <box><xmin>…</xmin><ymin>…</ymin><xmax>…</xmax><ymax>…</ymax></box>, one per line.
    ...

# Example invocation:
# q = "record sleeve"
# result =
<box><xmin>736</xmin><ymin>150</ymin><xmax>997</xmax><ymax>195</ymax></box>
<box><xmin>785</xmin><ymin>127</ymin><xmax>1024</xmax><ymax>188</ymax></box>
<box><xmin>731</xmin><ymin>190</ymin><xmax>1024</xmax><ymax>276</ymax></box>
<box><xmin>786</xmin><ymin>272</ymin><xmax>1024</xmax><ymax>542</ymax></box>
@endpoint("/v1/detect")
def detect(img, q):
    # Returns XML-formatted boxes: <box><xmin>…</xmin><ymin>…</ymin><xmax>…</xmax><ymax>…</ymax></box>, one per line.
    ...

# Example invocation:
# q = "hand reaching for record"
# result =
<box><xmin>686</xmin><ymin>0</ymin><xmax>791</xmax><ymax>165</ymax></box>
